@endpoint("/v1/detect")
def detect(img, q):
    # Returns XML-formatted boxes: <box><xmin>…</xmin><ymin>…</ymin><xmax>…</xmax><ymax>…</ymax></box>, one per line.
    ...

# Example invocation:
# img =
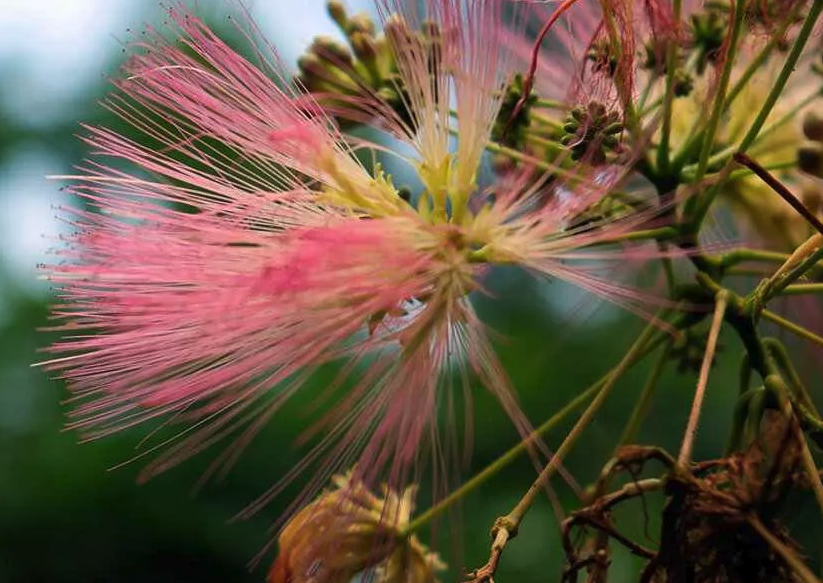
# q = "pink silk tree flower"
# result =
<box><xmin>41</xmin><ymin>0</ymin><xmax>666</xmax><ymax>511</ymax></box>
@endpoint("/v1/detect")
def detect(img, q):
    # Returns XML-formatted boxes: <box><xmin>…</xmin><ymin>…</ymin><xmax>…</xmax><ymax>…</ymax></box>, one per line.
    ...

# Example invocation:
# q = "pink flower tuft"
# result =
<box><xmin>42</xmin><ymin>0</ymin><xmax>672</xmax><ymax>519</ymax></box>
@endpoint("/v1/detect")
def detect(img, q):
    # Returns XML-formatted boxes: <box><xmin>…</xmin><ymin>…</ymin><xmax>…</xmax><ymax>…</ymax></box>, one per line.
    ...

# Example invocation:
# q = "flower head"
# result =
<box><xmin>42</xmin><ymin>1</ymin><xmax>664</xmax><ymax>508</ymax></box>
<box><xmin>269</xmin><ymin>472</ymin><xmax>444</xmax><ymax>583</ymax></box>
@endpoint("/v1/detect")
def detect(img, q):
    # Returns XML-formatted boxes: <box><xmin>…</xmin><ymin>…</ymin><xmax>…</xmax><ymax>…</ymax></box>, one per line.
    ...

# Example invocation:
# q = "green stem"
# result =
<box><xmin>679</xmin><ymin>159</ymin><xmax>796</xmax><ymax>183</ymax></box>
<box><xmin>499</xmin><ymin>317</ymin><xmax>663</xmax><ymax>534</ymax></box>
<box><xmin>535</xmin><ymin>98</ymin><xmax>566</xmax><ymax>110</ymax></box>
<box><xmin>525</xmin><ymin>133</ymin><xmax>566</xmax><ymax>157</ymax></box>
<box><xmin>483</xmin><ymin>140</ymin><xmax>554</xmax><ymax>173</ymax></box>
<box><xmin>680</xmin><ymin>88</ymin><xmax>819</xmax><ymax>176</ymax></box>
<box><xmin>692</xmin><ymin>0</ymin><xmax>749</xmax><ymax>184</ymax></box>
<box><xmin>749</xmin><ymin>89</ymin><xmax>822</xmax><ymax>151</ymax></box>
<box><xmin>737</xmin><ymin>0</ymin><xmax>823</xmax><ymax>153</ymax></box>
<box><xmin>636</xmin><ymin>73</ymin><xmax>658</xmax><ymax>112</ymax></box>
<box><xmin>763</xmin><ymin>338</ymin><xmax>818</xmax><ymax>414</ymax></box>
<box><xmin>531</xmin><ymin>111</ymin><xmax>565</xmax><ymax>131</ymax></box>
<box><xmin>660</xmin><ymin>252</ymin><xmax>677</xmax><ymax>291</ymax></box>
<box><xmin>596</xmin><ymin>226</ymin><xmax>680</xmax><ymax>243</ymax></box>
<box><xmin>778</xmin><ymin>283</ymin><xmax>823</xmax><ymax>296</ymax></box>
<box><xmin>657</xmin><ymin>0</ymin><xmax>684</xmax><ymax>173</ymax></box>
<box><xmin>679</xmin><ymin>144</ymin><xmax>738</xmax><ymax>176</ymax></box>
<box><xmin>402</xmin><ymin>327</ymin><xmax>668</xmax><ymax>536</ymax></box>
<box><xmin>716</xmin><ymin>248</ymin><xmax>792</xmax><ymax>269</ymax></box>
<box><xmin>685</xmin><ymin>0</ymin><xmax>823</xmax><ymax>225</ymax></box>
<box><xmin>762</xmin><ymin>308</ymin><xmax>823</xmax><ymax>348</ymax></box>
<box><xmin>723</xmin><ymin>18</ymin><xmax>789</xmax><ymax>110</ymax></box>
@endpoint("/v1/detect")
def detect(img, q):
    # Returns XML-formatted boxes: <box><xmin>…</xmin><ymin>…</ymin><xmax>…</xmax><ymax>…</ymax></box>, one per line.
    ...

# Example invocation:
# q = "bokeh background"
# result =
<box><xmin>0</xmin><ymin>1</ymin><xmax>820</xmax><ymax>582</ymax></box>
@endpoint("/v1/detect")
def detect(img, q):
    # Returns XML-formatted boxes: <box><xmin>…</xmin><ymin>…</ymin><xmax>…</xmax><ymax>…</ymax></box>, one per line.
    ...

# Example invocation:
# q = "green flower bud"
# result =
<box><xmin>311</xmin><ymin>35</ymin><xmax>353</xmax><ymax>65</ymax></box>
<box><xmin>347</xmin><ymin>12</ymin><xmax>375</xmax><ymax>36</ymax></box>
<box><xmin>350</xmin><ymin>31</ymin><xmax>377</xmax><ymax>63</ymax></box>
<box><xmin>327</xmin><ymin>0</ymin><xmax>348</xmax><ymax>29</ymax></box>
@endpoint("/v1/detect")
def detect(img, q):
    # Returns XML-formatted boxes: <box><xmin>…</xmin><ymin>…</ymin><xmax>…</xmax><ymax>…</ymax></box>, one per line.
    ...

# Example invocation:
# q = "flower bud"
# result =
<box><xmin>298</xmin><ymin>54</ymin><xmax>327</xmax><ymax>78</ymax></box>
<box><xmin>803</xmin><ymin>111</ymin><xmax>823</xmax><ymax>141</ymax></box>
<box><xmin>798</xmin><ymin>141</ymin><xmax>823</xmax><ymax>179</ymax></box>
<box><xmin>351</xmin><ymin>31</ymin><xmax>378</xmax><ymax>64</ymax></box>
<box><xmin>673</xmin><ymin>70</ymin><xmax>694</xmax><ymax>97</ymax></box>
<box><xmin>347</xmin><ymin>12</ymin><xmax>375</xmax><ymax>36</ymax></box>
<box><xmin>327</xmin><ymin>0</ymin><xmax>348</xmax><ymax>29</ymax></box>
<box><xmin>311</xmin><ymin>36</ymin><xmax>353</xmax><ymax>66</ymax></box>
<box><xmin>269</xmin><ymin>473</ymin><xmax>445</xmax><ymax>583</ymax></box>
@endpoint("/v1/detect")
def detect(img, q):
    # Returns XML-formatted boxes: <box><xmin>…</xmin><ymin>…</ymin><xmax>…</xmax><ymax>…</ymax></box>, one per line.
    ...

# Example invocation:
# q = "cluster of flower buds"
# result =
<box><xmin>297</xmin><ymin>1</ymin><xmax>445</xmax><ymax>129</ymax></box>
<box><xmin>491</xmin><ymin>73</ymin><xmax>538</xmax><ymax>151</ymax></box>
<box><xmin>296</xmin><ymin>1</ymin><xmax>396</xmax><ymax>123</ymax></box>
<box><xmin>639</xmin><ymin>42</ymin><xmax>694</xmax><ymax>97</ymax></box>
<box><xmin>561</xmin><ymin>102</ymin><xmax>624</xmax><ymax>164</ymax></box>
<box><xmin>689</xmin><ymin>4</ymin><xmax>727</xmax><ymax>74</ymax></box>
<box><xmin>587</xmin><ymin>38</ymin><xmax>620</xmax><ymax>77</ymax></box>
<box><xmin>269</xmin><ymin>473</ymin><xmax>444</xmax><ymax>583</ymax></box>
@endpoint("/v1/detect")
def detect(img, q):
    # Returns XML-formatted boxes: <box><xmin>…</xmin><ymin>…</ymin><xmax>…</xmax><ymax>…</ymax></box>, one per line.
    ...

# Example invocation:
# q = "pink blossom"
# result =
<box><xmin>42</xmin><ymin>1</ymin><xmax>667</xmax><ymax>510</ymax></box>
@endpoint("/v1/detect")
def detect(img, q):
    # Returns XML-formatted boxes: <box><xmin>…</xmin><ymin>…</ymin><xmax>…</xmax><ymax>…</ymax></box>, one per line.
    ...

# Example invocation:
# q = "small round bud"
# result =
<box><xmin>603</xmin><ymin>121</ymin><xmax>624</xmax><ymax>135</ymax></box>
<box><xmin>803</xmin><ymin>111</ymin><xmax>823</xmax><ymax>141</ymax></box>
<box><xmin>327</xmin><ymin>0</ymin><xmax>348</xmax><ymax>28</ymax></box>
<box><xmin>297</xmin><ymin>54</ymin><xmax>326</xmax><ymax>77</ymax></box>
<box><xmin>673</xmin><ymin>70</ymin><xmax>694</xmax><ymax>97</ymax></box>
<box><xmin>350</xmin><ymin>31</ymin><xmax>377</xmax><ymax>62</ymax></box>
<box><xmin>376</xmin><ymin>85</ymin><xmax>400</xmax><ymax>103</ymax></box>
<box><xmin>311</xmin><ymin>35</ymin><xmax>353</xmax><ymax>64</ymax></box>
<box><xmin>347</xmin><ymin>12</ymin><xmax>375</xmax><ymax>36</ymax></box>
<box><xmin>798</xmin><ymin>141</ymin><xmax>823</xmax><ymax>178</ymax></box>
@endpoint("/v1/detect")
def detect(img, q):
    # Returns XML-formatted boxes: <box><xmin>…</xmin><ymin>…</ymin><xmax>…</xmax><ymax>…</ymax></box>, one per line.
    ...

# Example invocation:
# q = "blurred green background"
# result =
<box><xmin>0</xmin><ymin>2</ymin><xmax>820</xmax><ymax>582</ymax></box>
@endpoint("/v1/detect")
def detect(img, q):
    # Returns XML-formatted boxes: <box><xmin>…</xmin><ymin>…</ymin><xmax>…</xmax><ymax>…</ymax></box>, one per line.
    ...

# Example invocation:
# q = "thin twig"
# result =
<box><xmin>466</xmin><ymin>318</ymin><xmax>665</xmax><ymax>582</ymax></box>
<box><xmin>733</xmin><ymin>153</ymin><xmax>823</xmax><ymax>236</ymax></box>
<box><xmin>678</xmin><ymin>290</ymin><xmax>728</xmax><ymax>465</ymax></box>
